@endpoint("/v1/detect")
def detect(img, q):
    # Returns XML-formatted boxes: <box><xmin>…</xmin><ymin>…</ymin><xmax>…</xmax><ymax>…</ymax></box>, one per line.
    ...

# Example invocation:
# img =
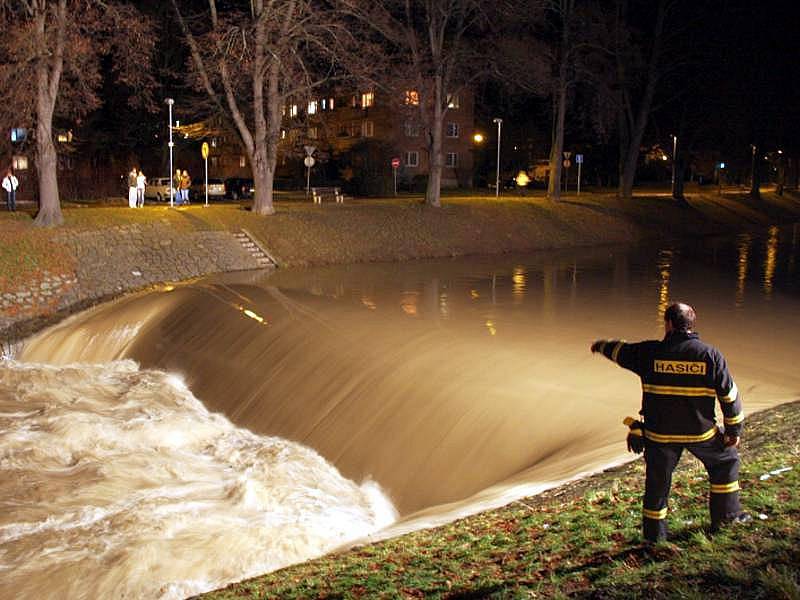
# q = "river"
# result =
<box><xmin>3</xmin><ymin>224</ymin><xmax>799</xmax><ymax>598</ymax></box>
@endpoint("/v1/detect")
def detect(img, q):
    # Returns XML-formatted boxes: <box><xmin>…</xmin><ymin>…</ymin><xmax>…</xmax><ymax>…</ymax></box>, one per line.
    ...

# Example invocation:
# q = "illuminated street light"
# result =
<box><xmin>493</xmin><ymin>118</ymin><xmax>503</xmax><ymax>198</ymax></box>
<box><xmin>473</xmin><ymin>132</ymin><xmax>484</xmax><ymax>144</ymax></box>
<box><xmin>670</xmin><ymin>134</ymin><xmax>677</xmax><ymax>196</ymax></box>
<box><xmin>165</xmin><ymin>98</ymin><xmax>175</xmax><ymax>208</ymax></box>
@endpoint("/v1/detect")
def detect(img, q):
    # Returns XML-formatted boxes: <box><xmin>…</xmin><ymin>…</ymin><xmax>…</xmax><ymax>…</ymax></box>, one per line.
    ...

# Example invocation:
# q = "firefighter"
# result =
<box><xmin>591</xmin><ymin>302</ymin><xmax>749</xmax><ymax>542</ymax></box>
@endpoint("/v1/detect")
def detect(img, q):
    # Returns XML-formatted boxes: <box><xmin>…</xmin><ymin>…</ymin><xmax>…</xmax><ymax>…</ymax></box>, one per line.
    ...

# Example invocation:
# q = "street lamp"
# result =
<box><xmin>165</xmin><ymin>98</ymin><xmax>175</xmax><ymax>207</ymax></box>
<box><xmin>670</xmin><ymin>134</ymin><xmax>677</xmax><ymax>196</ymax></box>
<box><xmin>493</xmin><ymin>118</ymin><xmax>503</xmax><ymax>198</ymax></box>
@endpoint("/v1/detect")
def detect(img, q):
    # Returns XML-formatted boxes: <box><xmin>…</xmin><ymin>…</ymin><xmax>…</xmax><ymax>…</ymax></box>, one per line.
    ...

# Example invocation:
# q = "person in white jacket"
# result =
<box><xmin>136</xmin><ymin>170</ymin><xmax>147</xmax><ymax>208</ymax></box>
<box><xmin>2</xmin><ymin>169</ymin><xmax>19</xmax><ymax>211</ymax></box>
<box><xmin>127</xmin><ymin>168</ymin><xmax>138</xmax><ymax>208</ymax></box>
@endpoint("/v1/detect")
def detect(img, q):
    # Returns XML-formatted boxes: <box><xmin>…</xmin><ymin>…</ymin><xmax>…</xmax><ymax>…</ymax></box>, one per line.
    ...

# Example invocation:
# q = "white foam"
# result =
<box><xmin>0</xmin><ymin>360</ymin><xmax>397</xmax><ymax>599</ymax></box>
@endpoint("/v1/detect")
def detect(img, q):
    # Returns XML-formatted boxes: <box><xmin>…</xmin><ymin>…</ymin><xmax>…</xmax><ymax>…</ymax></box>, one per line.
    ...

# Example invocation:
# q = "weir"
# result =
<box><xmin>8</xmin><ymin>230</ymin><xmax>800</xmax><ymax>597</ymax></box>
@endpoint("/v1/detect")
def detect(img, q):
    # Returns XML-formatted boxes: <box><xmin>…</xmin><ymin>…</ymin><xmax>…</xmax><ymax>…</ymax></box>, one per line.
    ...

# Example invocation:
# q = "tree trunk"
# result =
<box><xmin>547</xmin><ymin>83</ymin><xmax>567</xmax><ymax>201</ymax></box>
<box><xmin>617</xmin><ymin>0</ymin><xmax>666</xmax><ymax>200</ymax></box>
<box><xmin>32</xmin><ymin>1</ymin><xmax>66</xmax><ymax>227</ymax></box>
<box><xmin>425</xmin><ymin>75</ymin><xmax>444</xmax><ymax>207</ymax></box>
<box><xmin>251</xmin><ymin>147</ymin><xmax>276</xmax><ymax>215</ymax></box>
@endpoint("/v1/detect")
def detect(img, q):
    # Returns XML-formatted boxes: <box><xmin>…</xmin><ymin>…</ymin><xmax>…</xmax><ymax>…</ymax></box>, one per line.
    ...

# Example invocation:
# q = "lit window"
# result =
<box><xmin>56</xmin><ymin>130</ymin><xmax>73</xmax><ymax>143</ymax></box>
<box><xmin>12</xmin><ymin>155</ymin><xmax>28</xmax><ymax>170</ymax></box>
<box><xmin>10</xmin><ymin>128</ymin><xmax>27</xmax><ymax>142</ymax></box>
<box><xmin>329</xmin><ymin>97</ymin><xmax>335</xmax><ymax>110</ymax></box>
<box><xmin>361</xmin><ymin>91</ymin><xmax>374</xmax><ymax>108</ymax></box>
<box><xmin>404</xmin><ymin>122</ymin><xmax>420</xmax><ymax>137</ymax></box>
<box><xmin>362</xmin><ymin>121</ymin><xmax>374</xmax><ymax>137</ymax></box>
<box><xmin>446</xmin><ymin>152</ymin><xmax>458</xmax><ymax>167</ymax></box>
<box><xmin>239</xmin><ymin>155</ymin><xmax>246</xmax><ymax>168</ymax></box>
<box><xmin>405</xmin><ymin>151</ymin><xmax>419</xmax><ymax>167</ymax></box>
<box><xmin>351</xmin><ymin>95</ymin><xmax>358</xmax><ymax>107</ymax></box>
<box><xmin>447</xmin><ymin>94</ymin><xmax>460</xmax><ymax>109</ymax></box>
<box><xmin>308</xmin><ymin>126</ymin><xmax>318</xmax><ymax>139</ymax></box>
<box><xmin>211</xmin><ymin>137</ymin><xmax>217</xmax><ymax>148</ymax></box>
<box><xmin>446</xmin><ymin>122</ymin><xmax>459</xmax><ymax>138</ymax></box>
<box><xmin>321</xmin><ymin>98</ymin><xmax>327</xmax><ymax>110</ymax></box>
<box><xmin>282</xmin><ymin>105</ymin><xmax>286</xmax><ymax>116</ymax></box>
<box><xmin>281</xmin><ymin>129</ymin><xmax>287</xmax><ymax>139</ymax></box>
<box><xmin>404</xmin><ymin>90</ymin><xmax>419</xmax><ymax>105</ymax></box>
<box><xmin>308</xmin><ymin>100</ymin><xmax>318</xmax><ymax>115</ymax></box>
<box><xmin>290</xmin><ymin>104</ymin><xmax>298</xmax><ymax>118</ymax></box>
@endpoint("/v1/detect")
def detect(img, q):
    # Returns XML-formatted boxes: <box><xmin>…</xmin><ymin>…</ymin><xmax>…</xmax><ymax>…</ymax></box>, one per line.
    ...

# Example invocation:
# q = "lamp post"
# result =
<box><xmin>670</xmin><ymin>134</ymin><xmax>677</xmax><ymax>197</ymax></box>
<box><xmin>165</xmin><ymin>98</ymin><xmax>175</xmax><ymax>207</ymax></box>
<box><xmin>493</xmin><ymin>118</ymin><xmax>503</xmax><ymax>198</ymax></box>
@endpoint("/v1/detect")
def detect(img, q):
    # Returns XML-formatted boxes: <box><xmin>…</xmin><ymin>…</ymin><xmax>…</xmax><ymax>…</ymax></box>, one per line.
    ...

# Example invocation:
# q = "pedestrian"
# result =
<box><xmin>590</xmin><ymin>302</ymin><xmax>749</xmax><ymax>543</ymax></box>
<box><xmin>127</xmin><ymin>167</ymin><xmax>138</xmax><ymax>208</ymax></box>
<box><xmin>2</xmin><ymin>169</ymin><xmax>19</xmax><ymax>211</ymax></box>
<box><xmin>180</xmin><ymin>170</ymin><xmax>191</xmax><ymax>204</ymax></box>
<box><xmin>174</xmin><ymin>169</ymin><xmax>183</xmax><ymax>205</ymax></box>
<box><xmin>136</xmin><ymin>170</ymin><xmax>147</xmax><ymax>208</ymax></box>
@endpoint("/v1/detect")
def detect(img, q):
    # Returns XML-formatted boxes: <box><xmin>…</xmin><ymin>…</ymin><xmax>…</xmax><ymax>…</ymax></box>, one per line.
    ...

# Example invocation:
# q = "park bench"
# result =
<box><xmin>311</xmin><ymin>186</ymin><xmax>344</xmax><ymax>204</ymax></box>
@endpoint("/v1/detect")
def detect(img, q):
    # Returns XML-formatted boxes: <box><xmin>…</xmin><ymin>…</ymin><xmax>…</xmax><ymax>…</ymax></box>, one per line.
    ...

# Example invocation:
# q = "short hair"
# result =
<box><xmin>664</xmin><ymin>302</ymin><xmax>696</xmax><ymax>332</ymax></box>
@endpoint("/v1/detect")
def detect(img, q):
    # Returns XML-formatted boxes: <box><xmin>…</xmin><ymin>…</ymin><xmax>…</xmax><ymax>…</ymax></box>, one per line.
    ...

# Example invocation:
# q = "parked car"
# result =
<box><xmin>143</xmin><ymin>177</ymin><xmax>176</xmax><ymax>202</ymax></box>
<box><xmin>224</xmin><ymin>177</ymin><xmax>255</xmax><ymax>200</ymax></box>
<box><xmin>190</xmin><ymin>178</ymin><xmax>226</xmax><ymax>201</ymax></box>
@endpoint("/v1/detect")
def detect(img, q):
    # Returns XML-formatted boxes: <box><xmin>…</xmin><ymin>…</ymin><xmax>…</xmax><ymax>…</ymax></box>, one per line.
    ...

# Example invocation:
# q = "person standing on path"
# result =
<box><xmin>127</xmin><ymin>167</ymin><xmax>138</xmax><ymax>208</ymax></box>
<box><xmin>590</xmin><ymin>302</ymin><xmax>748</xmax><ymax>542</ymax></box>
<box><xmin>136</xmin><ymin>170</ymin><xmax>147</xmax><ymax>208</ymax></box>
<box><xmin>180</xmin><ymin>170</ymin><xmax>191</xmax><ymax>204</ymax></box>
<box><xmin>2</xmin><ymin>169</ymin><xmax>19</xmax><ymax>211</ymax></box>
<box><xmin>173</xmin><ymin>168</ymin><xmax>183</xmax><ymax>205</ymax></box>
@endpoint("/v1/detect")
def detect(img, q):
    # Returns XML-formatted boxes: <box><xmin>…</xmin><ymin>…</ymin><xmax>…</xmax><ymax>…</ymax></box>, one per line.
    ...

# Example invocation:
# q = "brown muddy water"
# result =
<box><xmin>4</xmin><ymin>225</ymin><xmax>800</xmax><ymax>598</ymax></box>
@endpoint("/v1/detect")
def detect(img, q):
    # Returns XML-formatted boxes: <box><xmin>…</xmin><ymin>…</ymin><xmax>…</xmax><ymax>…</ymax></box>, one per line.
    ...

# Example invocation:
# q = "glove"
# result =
<box><xmin>623</xmin><ymin>416</ymin><xmax>644</xmax><ymax>454</ymax></box>
<box><xmin>590</xmin><ymin>340</ymin><xmax>605</xmax><ymax>354</ymax></box>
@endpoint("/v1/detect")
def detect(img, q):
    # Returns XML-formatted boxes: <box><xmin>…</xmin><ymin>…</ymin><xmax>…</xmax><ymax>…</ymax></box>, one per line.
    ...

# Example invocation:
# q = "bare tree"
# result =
<box><xmin>339</xmin><ymin>0</ymin><xmax>492</xmax><ymax>208</ymax></box>
<box><xmin>0</xmin><ymin>0</ymin><xmax>155</xmax><ymax>226</ymax></box>
<box><xmin>170</xmin><ymin>0</ymin><xmax>347</xmax><ymax>215</ymax></box>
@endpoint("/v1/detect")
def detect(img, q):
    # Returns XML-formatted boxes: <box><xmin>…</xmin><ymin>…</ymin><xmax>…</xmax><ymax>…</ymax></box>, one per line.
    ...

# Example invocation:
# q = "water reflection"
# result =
<box><xmin>656</xmin><ymin>249</ymin><xmax>674</xmax><ymax>325</ymax></box>
<box><xmin>762</xmin><ymin>226</ymin><xmax>779</xmax><ymax>298</ymax></box>
<box><xmin>735</xmin><ymin>234</ymin><xmax>751</xmax><ymax>308</ymax></box>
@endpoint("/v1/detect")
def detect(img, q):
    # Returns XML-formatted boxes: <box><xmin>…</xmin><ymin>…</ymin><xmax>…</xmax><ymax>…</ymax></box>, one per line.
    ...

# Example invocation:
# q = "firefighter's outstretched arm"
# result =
<box><xmin>590</xmin><ymin>339</ymin><xmax>640</xmax><ymax>374</ymax></box>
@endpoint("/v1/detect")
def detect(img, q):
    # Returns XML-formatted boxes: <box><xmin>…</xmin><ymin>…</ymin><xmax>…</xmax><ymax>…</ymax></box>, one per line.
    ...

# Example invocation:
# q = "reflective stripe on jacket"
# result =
<box><xmin>596</xmin><ymin>332</ymin><xmax>744</xmax><ymax>441</ymax></box>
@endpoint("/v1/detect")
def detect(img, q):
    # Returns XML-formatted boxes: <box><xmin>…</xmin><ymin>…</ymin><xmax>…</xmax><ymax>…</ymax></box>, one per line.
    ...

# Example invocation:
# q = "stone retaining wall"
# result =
<box><xmin>0</xmin><ymin>223</ymin><xmax>266</xmax><ymax>344</ymax></box>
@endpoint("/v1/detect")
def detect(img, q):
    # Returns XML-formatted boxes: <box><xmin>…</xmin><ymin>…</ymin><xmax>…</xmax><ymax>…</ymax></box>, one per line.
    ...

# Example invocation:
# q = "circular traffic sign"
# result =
<box><xmin>563</xmin><ymin>159</ymin><xmax>571</xmax><ymax>168</ymax></box>
<box><xmin>304</xmin><ymin>156</ymin><xmax>315</xmax><ymax>168</ymax></box>
<box><xmin>391</xmin><ymin>157</ymin><xmax>401</xmax><ymax>168</ymax></box>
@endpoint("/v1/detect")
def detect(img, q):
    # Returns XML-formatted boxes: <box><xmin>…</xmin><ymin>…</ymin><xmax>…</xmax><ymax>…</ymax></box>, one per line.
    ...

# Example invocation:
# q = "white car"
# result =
<box><xmin>191</xmin><ymin>178</ymin><xmax>226</xmax><ymax>201</ymax></box>
<box><xmin>143</xmin><ymin>177</ymin><xmax>177</xmax><ymax>202</ymax></box>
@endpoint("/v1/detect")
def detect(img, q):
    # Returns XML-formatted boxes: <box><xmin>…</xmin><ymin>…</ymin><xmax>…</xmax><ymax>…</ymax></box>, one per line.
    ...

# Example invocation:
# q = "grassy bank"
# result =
<box><xmin>201</xmin><ymin>400</ymin><xmax>800</xmax><ymax>599</ymax></box>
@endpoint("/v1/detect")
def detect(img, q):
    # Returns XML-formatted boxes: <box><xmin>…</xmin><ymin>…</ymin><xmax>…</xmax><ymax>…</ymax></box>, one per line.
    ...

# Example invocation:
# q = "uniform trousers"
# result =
<box><xmin>642</xmin><ymin>433</ymin><xmax>741</xmax><ymax>541</ymax></box>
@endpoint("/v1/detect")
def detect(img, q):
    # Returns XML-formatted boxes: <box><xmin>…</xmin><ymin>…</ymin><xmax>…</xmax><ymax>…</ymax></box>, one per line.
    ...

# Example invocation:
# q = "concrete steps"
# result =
<box><xmin>233</xmin><ymin>230</ymin><xmax>277</xmax><ymax>268</ymax></box>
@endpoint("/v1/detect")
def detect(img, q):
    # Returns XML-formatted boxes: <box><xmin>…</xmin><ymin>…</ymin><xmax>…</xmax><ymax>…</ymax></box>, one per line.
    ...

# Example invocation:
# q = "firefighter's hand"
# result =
<box><xmin>723</xmin><ymin>435</ymin><xmax>740</xmax><ymax>448</ymax></box>
<box><xmin>590</xmin><ymin>340</ymin><xmax>604</xmax><ymax>354</ymax></box>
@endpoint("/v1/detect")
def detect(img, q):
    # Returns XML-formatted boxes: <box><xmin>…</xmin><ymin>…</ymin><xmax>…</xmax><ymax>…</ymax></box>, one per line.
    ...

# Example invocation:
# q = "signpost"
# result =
<box><xmin>575</xmin><ymin>153</ymin><xmax>583</xmax><ymax>196</ymax></box>
<box><xmin>391</xmin><ymin>157</ymin><xmax>400</xmax><ymax>196</ymax></box>
<box><xmin>563</xmin><ymin>151</ymin><xmax>572</xmax><ymax>194</ymax></box>
<box><xmin>304</xmin><ymin>145</ymin><xmax>316</xmax><ymax>198</ymax></box>
<box><xmin>201</xmin><ymin>141</ymin><xmax>209</xmax><ymax>207</ymax></box>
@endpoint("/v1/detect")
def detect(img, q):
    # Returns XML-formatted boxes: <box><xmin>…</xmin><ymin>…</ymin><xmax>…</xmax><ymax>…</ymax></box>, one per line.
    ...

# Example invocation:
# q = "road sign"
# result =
<box><xmin>201</xmin><ymin>142</ymin><xmax>209</xmax><ymax>159</ymax></box>
<box><xmin>391</xmin><ymin>157</ymin><xmax>401</xmax><ymax>168</ymax></box>
<box><xmin>304</xmin><ymin>145</ymin><xmax>316</xmax><ymax>156</ymax></box>
<box><xmin>563</xmin><ymin>151</ymin><xmax>572</xmax><ymax>159</ymax></box>
<box><xmin>575</xmin><ymin>154</ymin><xmax>583</xmax><ymax>164</ymax></box>
<box><xmin>563</xmin><ymin>159</ymin><xmax>571</xmax><ymax>168</ymax></box>
<box><xmin>304</xmin><ymin>156</ymin><xmax>315</xmax><ymax>168</ymax></box>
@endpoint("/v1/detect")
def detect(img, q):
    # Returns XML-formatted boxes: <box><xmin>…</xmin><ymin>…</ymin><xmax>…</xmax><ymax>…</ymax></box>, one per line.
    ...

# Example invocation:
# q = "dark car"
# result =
<box><xmin>225</xmin><ymin>178</ymin><xmax>255</xmax><ymax>200</ymax></box>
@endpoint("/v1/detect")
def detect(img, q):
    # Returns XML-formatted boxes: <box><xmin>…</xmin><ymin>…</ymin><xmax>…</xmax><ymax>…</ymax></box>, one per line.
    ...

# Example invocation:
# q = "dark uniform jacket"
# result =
<box><xmin>596</xmin><ymin>331</ymin><xmax>744</xmax><ymax>443</ymax></box>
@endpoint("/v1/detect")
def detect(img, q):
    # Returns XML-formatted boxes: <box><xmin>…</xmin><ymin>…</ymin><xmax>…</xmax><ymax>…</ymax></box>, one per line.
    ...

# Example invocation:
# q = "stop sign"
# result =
<box><xmin>391</xmin><ymin>157</ymin><xmax>401</xmax><ymax>168</ymax></box>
